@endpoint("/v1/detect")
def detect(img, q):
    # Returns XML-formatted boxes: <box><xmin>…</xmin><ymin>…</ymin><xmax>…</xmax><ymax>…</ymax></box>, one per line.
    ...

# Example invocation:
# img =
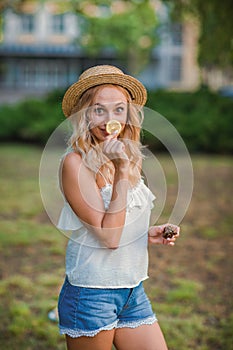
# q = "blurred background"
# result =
<box><xmin>0</xmin><ymin>1</ymin><xmax>232</xmax><ymax>349</ymax></box>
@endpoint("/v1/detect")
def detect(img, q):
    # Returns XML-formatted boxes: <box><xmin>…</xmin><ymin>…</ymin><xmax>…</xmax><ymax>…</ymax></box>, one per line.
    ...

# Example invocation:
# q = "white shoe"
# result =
<box><xmin>48</xmin><ymin>308</ymin><xmax>59</xmax><ymax>322</ymax></box>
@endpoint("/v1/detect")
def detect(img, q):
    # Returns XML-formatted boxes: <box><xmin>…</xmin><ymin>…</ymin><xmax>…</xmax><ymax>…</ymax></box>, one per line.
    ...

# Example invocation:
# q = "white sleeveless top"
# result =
<box><xmin>57</xmin><ymin>179</ymin><xmax>155</xmax><ymax>288</ymax></box>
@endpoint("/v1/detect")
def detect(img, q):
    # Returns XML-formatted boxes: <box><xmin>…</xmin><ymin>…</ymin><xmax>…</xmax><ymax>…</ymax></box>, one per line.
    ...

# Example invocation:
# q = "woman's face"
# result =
<box><xmin>88</xmin><ymin>86</ymin><xmax>128</xmax><ymax>142</ymax></box>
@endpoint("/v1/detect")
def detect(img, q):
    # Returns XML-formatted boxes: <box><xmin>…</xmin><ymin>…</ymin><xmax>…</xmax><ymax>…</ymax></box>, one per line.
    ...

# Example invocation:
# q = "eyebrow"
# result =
<box><xmin>94</xmin><ymin>102</ymin><xmax>126</xmax><ymax>107</ymax></box>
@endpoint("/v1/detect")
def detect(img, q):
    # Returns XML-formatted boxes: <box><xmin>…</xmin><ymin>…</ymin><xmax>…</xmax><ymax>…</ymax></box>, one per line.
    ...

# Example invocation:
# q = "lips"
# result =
<box><xmin>98</xmin><ymin>127</ymin><xmax>108</xmax><ymax>136</ymax></box>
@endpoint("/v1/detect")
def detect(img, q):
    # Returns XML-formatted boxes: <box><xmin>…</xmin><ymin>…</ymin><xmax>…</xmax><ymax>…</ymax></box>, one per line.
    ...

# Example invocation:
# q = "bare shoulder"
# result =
<box><xmin>60</xmin><ymin>152</ymin><xmax>102</xmax><ymax>219</ymax></box>
<box><xmin>61</xmin><ymin>151</ymin><xmax>94</xmax><ymax>184</ymax></box>
<box><xmin>61</xmin><ymin>152</ymin><xmax>85</xmax><ymax>177</ymax></box>
<box><xmin>62</xmin><ymin>151</ymin><xmax>82</xmax><ymax>168</ymax></box>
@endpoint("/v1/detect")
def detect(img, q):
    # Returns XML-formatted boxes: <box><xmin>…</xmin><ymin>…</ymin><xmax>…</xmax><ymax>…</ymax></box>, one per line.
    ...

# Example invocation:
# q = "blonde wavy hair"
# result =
<box><xmin>68</xmin><ymin>84</ymin><xmax>144</xmax><ymax>186</ymax></box>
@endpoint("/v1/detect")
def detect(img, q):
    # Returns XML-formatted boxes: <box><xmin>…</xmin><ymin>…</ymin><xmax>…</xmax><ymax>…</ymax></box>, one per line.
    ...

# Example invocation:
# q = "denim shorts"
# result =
<box><xmin>58</xmin><ymin>276</ymin><xmax>157</xmax><ymax>338</ymax></box>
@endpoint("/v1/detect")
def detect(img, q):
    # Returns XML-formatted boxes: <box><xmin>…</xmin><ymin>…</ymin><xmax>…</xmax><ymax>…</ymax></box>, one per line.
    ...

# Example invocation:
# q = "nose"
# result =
<box><xmin>104</xmin><ymin>110</ymin><xmax>115</xmax><ymax>123</ymax></box>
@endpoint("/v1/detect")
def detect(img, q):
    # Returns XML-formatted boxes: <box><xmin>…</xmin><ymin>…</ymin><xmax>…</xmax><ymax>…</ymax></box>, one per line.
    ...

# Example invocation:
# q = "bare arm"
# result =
<box><xmin>61</xmin><ymin>139</ymin><xmax>130</xmax><ymax>249</ymax></box>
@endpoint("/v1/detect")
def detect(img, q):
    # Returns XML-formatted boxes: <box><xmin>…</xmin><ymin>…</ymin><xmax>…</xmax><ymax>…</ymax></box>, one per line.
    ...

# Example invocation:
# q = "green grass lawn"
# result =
<box><xmin>0</xmin><ymin>144</ymin><xmax>232</xmax><ymax>349</ymax></box>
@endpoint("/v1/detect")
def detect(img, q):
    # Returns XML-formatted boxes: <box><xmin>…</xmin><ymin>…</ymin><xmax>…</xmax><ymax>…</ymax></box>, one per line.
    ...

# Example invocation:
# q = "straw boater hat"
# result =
<box><xmin>62</xmin><ymin>65</ymin><xmax>147</xmax><ymax>117</ymax></box>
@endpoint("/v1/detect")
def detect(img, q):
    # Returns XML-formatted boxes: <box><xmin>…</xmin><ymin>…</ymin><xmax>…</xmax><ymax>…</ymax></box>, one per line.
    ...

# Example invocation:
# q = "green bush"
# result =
<box><xmin>0</xmin><ymin>105</ymin><xmax>23</xmax><ymax>140</ymax></box>
<box><xmin>0</xmin><ymin>87</ymin><xmax>232</xmax><ymax>153</ymax></box>
<box><xmin>16</xmin><ymin>99</ymin><xmax>63</xmax><ymax>143</ymax></box>
<box><xmin>146</xmin><ymin>87</ymin><xmax>233</xmax><ymax>153</ymax></box>
<box><xmin>0</xmin><ymin>90</ymin><xmax>64</xmax><ymax>145</ymax></box>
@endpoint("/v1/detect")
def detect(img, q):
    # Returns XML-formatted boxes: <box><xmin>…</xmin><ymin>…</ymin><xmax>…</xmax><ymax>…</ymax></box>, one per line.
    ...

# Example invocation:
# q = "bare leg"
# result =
<box><xmin>65</xmin><ymin>329</ymin><xmax>115</xmax><ymax>350</ymax></box>
<box><xmin>113</xmin><ymin>322</ymin><xmax>168</xmax><ymax>350</ymax></box>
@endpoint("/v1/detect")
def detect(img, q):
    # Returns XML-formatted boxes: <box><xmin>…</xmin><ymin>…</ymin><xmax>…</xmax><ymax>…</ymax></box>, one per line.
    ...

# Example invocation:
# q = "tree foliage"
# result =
<box><xmin>70</xmin><ymin>0</ymin><xmax>159</xmax><ymax>74</ymax></box>
<box><xmin>164</xmin><ymin>0</ymin><xmax>233</xmax><ymax>69</ymax></box>
<box><xmin>0</xmin><ymin>0</ymin><xmax>28</xmax><ymax>12</ymax></box>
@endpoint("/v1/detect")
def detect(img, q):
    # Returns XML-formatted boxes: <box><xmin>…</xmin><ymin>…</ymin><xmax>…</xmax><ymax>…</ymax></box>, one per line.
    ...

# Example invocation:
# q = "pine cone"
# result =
<box><xmin>163</xmin><ymin>225</ymin><xmax>175</xmax><ymax>239</ymax></box>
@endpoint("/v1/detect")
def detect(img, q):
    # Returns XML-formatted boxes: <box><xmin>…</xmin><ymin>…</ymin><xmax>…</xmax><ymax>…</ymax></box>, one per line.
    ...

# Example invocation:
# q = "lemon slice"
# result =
<box><xmin>106</xmin><ymin>120</ymin><xmax>122</xmax><ymax>135</ymax></box>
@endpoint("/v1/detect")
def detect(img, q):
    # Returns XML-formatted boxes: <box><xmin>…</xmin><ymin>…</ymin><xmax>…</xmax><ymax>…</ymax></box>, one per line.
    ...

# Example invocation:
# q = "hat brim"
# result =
<box><xmin>62</xmin><ymin>73</ymin><xmax>147</xmax><ymax>117</ymax></box>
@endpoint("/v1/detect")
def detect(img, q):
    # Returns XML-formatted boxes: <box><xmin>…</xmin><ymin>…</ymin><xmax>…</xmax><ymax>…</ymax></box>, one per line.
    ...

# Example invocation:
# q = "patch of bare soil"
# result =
<box><xmin>1</xmin><ymin>156</ymin><xmax>232</xmax><ymax>324</ymax></box>
<box><xmin>148</xmin><ymin>158</ymin><xmax>233</xmax><ymax>319</ymax></box>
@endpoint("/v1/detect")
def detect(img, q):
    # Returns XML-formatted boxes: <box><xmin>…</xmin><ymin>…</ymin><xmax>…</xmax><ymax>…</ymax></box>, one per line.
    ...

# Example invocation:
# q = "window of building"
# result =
<box><xmin>170</xmin><ymin>55</ymin><xmax>182</xmax><ymax>81</ymax></box>
<box><xmin>18</xmin><ymin>60</ymin><xmax>69</xmax><ymax>89</ymax></box>
<box><xmin>52</xmin><ymin>14</ymin><xmax>65</xmax><ymax>33</ymax></box>
<box><xmin>170</xmin><ymin>23</ymin><xmax>183</xmax><ymax>46</ymax></box>
<box><xmin>21</xmin><ymin>14</ymin><xmax>35</xmax><ymax>33</ymax></box>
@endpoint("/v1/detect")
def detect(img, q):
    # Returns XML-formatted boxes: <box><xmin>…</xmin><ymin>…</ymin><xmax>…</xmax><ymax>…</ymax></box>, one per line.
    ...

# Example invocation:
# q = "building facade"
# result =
<box><xmin>0</xmin><ymin>1</ymin><xmax>200</xmax><ymax>103</ymax></box>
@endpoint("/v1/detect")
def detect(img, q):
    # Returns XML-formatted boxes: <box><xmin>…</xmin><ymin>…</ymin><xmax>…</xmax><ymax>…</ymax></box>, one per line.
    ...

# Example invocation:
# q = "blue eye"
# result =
<box><xmin>94</xmin><ymin>107</ymin><xmax>105</xmax><ymax>115</ymax></box>
<box><xmin>116</xmin><ymin>106</ymin><xmax>125</xmax><ymax>113</ymax></box>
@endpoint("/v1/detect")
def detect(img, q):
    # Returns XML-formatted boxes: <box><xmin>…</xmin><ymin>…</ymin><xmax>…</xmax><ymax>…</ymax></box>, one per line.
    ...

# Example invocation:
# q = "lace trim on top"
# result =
<box><xmin>100</xmin><ymin>179</ymin><xmax>155</xmax><ymax>212</ymax></box>
<box><xmin>57</xmin><ymin>179</ymin><xmax>155</xmax><ymax>231</ymax></box>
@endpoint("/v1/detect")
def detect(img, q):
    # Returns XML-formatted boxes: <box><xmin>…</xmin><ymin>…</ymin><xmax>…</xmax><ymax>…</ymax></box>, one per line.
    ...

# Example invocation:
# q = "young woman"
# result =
<box><xmin>57</xmin><ymin>65</ymin><xmax>180</xmax><ymax>350</ymax></box>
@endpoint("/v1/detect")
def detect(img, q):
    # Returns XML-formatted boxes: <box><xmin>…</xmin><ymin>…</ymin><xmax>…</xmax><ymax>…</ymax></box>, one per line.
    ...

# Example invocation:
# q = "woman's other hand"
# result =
<box><xmin>148</xmin><ymin>224</ymin><xmax>180</xmax><ymax>246</ymax></box>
